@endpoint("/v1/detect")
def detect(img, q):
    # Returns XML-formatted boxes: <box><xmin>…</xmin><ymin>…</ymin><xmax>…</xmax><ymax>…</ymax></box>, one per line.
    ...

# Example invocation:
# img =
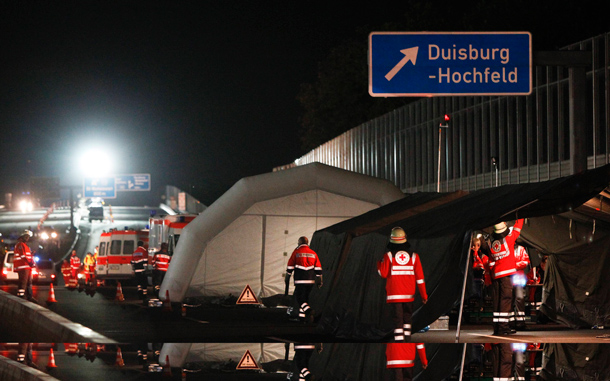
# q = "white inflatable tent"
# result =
<box><xmin>159</xmin><ymin>343</ymin><xmax>289</xmax><ymax>369</ymax></box>
<box><xmin>160</xmin><ymin>162</ymin><xmax>405</xmax><ymax>302</ymax></box>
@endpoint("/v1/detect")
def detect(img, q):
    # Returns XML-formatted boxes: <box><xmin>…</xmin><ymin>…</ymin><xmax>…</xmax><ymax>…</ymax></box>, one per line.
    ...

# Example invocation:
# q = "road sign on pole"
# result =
<box><xmin>369</xmin><ymin>32</ymin><xmax>532</xmax><ymax>97</ymax></box>
<box><xmin>115</xmin><ymin>173</ymin><xmax>151</xmax><ymax>191</ymax></box>
<box><xmin>83</xmin><ymin>177</ymin><xmax>116</xmax><ymax>199</ymax></box>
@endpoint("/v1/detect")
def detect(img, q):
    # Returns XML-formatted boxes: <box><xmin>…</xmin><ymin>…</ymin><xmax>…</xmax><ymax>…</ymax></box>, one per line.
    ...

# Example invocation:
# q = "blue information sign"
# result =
<box><xmin>369</xmin><ymin>32</ymin><xmax>532</xmax><ymax>96</ymax></box>
<box><xmin>115</xmin><ymin>173</ymin><xmax>151</xmax><ymax>191</ymax></box>
<box><xmin>83</xmin><ymin>177</ymin><xmax>116</xmax><ymax>199</ymax></box>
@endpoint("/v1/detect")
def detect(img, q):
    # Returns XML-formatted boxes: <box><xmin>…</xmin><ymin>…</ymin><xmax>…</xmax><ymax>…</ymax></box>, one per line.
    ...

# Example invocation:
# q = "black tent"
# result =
<box><xmin>309</xmin><ymin>164</ymin><xmax>610</xmax><ymax>340</ymax></box>
<box><xmin>308</xmin><ymin>343</ymin><xmax>463</xmax><ymax>381</ymax></box>
<box><xmin>539</xmin><ymin>344</ymin><xmax>610</xmax><ymax>380</ymax></box>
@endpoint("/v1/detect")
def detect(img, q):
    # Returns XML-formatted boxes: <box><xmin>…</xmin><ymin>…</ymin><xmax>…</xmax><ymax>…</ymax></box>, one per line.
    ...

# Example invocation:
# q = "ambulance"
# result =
<box><xmin>95</xmin><ymin>228</ymin><xmax>149</xmax><ymax>281</ymax></box>
<box><xmin>148</xmin><ymin>214</ymin><xmax>197</xmax><ymax>256</ymax></box>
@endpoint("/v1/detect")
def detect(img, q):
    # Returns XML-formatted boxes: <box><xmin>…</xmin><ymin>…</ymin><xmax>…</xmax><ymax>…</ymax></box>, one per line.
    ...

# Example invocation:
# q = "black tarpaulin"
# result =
<box><xmin>520</xmin><ymin>214</ymin><xmax>610</xmax><ymax>328</ymax></box>
<box><xmin>308</xmin><ymin>164</ymin><xmax>610</xmax><ymax>340</ymax></box>
<box><xmin>308</xmin><ymin>343</ymin><xmax>463</xmax><ymax>381</ymax></box>
<box><xmin>540</xmin><ymin>344</ymin><xmax>610</xmax><ymax>380</ymax></box>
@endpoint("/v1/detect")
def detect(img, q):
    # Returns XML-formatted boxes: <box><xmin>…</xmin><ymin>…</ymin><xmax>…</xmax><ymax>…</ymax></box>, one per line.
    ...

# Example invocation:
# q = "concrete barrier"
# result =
<box><xmin>0</xmin><ymin>290</ymin><xmax>116</xmax><ymax>343</ymax></box>
<box><xmin>0</xmin><ymin>355</ymin><xmax>59</xmax><ymax>381</ymax></box>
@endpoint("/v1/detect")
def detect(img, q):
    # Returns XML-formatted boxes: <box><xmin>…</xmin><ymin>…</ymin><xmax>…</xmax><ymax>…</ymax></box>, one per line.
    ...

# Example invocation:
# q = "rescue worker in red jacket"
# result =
<box><xmin>69</xmin><ymin>250</ymin><xmax>81</xmax><ymax>288</ymax></box>
<box><xmin>14</xmin><ymin>230</ymin><xmax>36</xmax><ymax>301</ymax></box>
<box><xmin>131</xmin><ymin>241</ymin><xmax>148</xmax><ymax>299</ymax></box>
<box><xmin>378</xmin><ymin>227</ymin><xmax>428</xmax><ymax>342</ymax></box>
<box><xmin>385</xmin><ymin>343</ymin><xmax>428</xmax><ymax>381</ymax></box>
<box><xmin>471</xmin><ymin>236</ymin><xmax>492</xmax><ymax>302</ymax></box>
<box><xmin>61</xmin><ymin>259</ymin><xmax>71</xmax><ymax>287</ymax></box>
<box><xmin>151</xmin><ymin>242</ymin><xmax>170</xmax><ymax>298</ymax></box>
<box><xmin>489</xmin><ymin>219</ymin><xmax>524</xmax><ymax>335</ymax></box>
<box><xmin>285</xmin><ymin>236</ymin><xmax>322</xmax><ymax>322</ymax></box>
<box><xmin>513</xmin><ymin>244</ymin><xmax>530</xmax><ymax>330</ymax></box>
<box><xmin>69</xmin><ymin>250</ymin><xmax>81</xmax><ymax>277</ymax></box>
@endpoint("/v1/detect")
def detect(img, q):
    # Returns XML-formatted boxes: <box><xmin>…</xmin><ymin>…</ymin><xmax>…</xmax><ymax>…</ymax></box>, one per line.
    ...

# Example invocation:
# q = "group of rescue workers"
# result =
<box><xmin>12</xmin><ymin>218</ymin><xmax>536</xmax><ymax>380</ymax></box>
<box><xmin>284</xmin><ymin>229</ymin><xmax>428</xmax><ymax>381</ymax></box>
<box><xmin>130</xmin><ymin>240</ymin><xmax>171</xmax><ymax>300</ymax></box>
<box><xmin>284</xmin><ymin>219</ymin><xmax>539</xmax><ymax>380</ymax></box>
<box><xmin>470</xmin><ymin>219</ymin><xmax>547</xmax><ymax>334</ymax></box>
<box><xmin>12</xmin><ymin>225</ymin><xmax>173</xmax><ymax>302</ymax></box>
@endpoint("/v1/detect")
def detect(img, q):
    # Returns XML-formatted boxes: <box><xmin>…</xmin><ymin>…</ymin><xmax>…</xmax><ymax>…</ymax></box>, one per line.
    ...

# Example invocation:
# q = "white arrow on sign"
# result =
<box><xmin>385</xmin><ymin>46</ymin><xmax>419</xmax><ymax>81</ymax></box>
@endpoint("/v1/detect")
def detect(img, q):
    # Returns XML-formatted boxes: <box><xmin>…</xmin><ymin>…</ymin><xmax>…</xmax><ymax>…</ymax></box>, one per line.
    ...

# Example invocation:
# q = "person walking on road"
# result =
<box><xmin>151</xmin><ymin>242</ymin><xmax>170</xmax><ymax>298</ymax></box>
<box><xmin>14</xmin><ymin>230</ymin><xmax>36</xmax><ymax>302</ymax></box>
<box><xmin>131</xmin><ymin>241</ymin><xmax>149</xmax><ymax>299</ymax></box>
<box><xmin>285</xmin><ymin>236</ymin><xmax>322</xmax><ymax>322</ymax></box>
<box><xmin>378</xmin><ymin>227</ymin><xmax>428</xmax><ymax>342</ymax></box>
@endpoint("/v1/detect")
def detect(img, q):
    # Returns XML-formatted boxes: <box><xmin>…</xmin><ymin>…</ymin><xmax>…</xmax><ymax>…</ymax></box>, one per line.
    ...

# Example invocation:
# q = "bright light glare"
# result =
<box><xmin>41</xmin><ymin>232</ymin><xmax>49</xmax><ymax>240</ymax></box>
<box><xmin>19</xmin><ymin>200</ymin><xmax>33</xmax><ymax>213</ymax></box>
<box><xmin>79</xmin><ymin>148</ymin><xmax>114</xmax><ymax>177</ymax></box>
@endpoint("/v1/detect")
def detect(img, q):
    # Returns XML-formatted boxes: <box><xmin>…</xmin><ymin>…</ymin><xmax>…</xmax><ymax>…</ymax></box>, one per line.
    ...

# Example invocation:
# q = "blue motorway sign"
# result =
<box><xmin>115</xmin><ymin>173</ymin><xmax>151</xmax><ymax>191</ymax></box>
<box><xmin>369</xmin><ymin>32</ymin><xmax>532</xmax><ymax>96</ymax></box>
<box><xmin>83</xmin><ymin>177</ymin><xmax>116</xmax><ymax>199</ymax></box>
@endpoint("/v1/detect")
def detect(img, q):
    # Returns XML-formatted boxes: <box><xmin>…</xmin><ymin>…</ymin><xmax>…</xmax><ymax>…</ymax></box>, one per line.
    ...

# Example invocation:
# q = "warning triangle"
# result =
<box><xmin>236</xmin><ymin>350</ymin><xmax>260</xmax><ymax>370</ymax></box>
<box><xmin>236</xmin><ymin>284</ymin><xmax>260</xmax><ymax>305</ymax></box>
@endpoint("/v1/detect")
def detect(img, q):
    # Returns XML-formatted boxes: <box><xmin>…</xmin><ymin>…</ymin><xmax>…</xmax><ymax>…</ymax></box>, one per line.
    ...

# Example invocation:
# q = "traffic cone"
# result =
<box><xmin>46</xmin><ymin>348</ymin><xmax>58</xmax><ymax>369</ymax></box>
<box><xmin>163</xmin><ymin>290</ymin><xmax>172</xmax><ymax>312</ymax></box>
<box><xmin>181</xmin><ymin>304</ymin><xmax>186</xmax><ymax>317</ymax></box>
<box><xmin>163</xmin><ymin>355</ymin><xmax>172</xmax><ymax>377</ymax></box>
<box><xmin>116</xmin><ymin>282</ymin><xmax>125</xmax><ymax>302</ymax></box>
<box><xmin>181</xmin><ymin>369</ymin><xmax>187</xmax><ymax>380</ymax></box>
<box><xmin>47</xmin><ymin>283</ymin><xmax>58</xmax><ymax>304</ymax></box>
<box><xmin>115</xmin><ymin>347</ymin><xmax>125</xmax><ymax>367</ymax></box>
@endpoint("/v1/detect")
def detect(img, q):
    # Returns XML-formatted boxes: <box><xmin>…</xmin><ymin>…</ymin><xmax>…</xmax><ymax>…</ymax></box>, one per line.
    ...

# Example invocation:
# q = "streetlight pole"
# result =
<box><xmin>437</xmin><ymin>115</ymin><xmax>450</xmax><ymax>192</ymax></box>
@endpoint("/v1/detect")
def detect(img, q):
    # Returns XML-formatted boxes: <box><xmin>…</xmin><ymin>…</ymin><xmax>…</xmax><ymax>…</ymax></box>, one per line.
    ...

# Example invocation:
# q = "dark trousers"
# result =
<box><xmin>152</xmin><ymin>270</ymin><xmax>166</xmax><ymax>298</ymax></box>
<box><xmin>492</xmin><ymin>343</ymin><xmax>513</xmax><ymax>379</ymax></box>
<box><xmin>294</xmin><ymin>348</ymin><xmax>313</xmax><ymax>380</ymax></box>
<box><xmin>386</xmin><ymin>367</ymin><xmax>413</xmax><ymax>381</ymax></box>
<box><xmin>391</xmin><ymin>302</ymin><xmax>413</xmax><ymax>341</ymax></box>
<box><xmin>492</xmin><ymin>276</ymin><xmax>514</xmax><ymax>333</ymax></box>
<box><xmin>294</xmin><ymin>284</ymin><xmax>314</xmax><ymax>320</ymax></box>
<box><xmin>513</xmin><ymin>284</ymin><xmax>526</xmax><ymax>328</ymax></box>
<box><xmin>134</xmin><ymin>271</ymin><xmax>148</xmax><ymax>297</ymax></box>
<box><xmin>17</xmin><ymin>268</ymin><xmax>33</xmax><ymax>299</ymax></box>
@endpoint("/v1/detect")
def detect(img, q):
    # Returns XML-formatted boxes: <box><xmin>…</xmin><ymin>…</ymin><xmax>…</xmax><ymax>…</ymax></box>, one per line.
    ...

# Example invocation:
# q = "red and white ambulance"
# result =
<box><xmin>95</xmin><ymin>228</ymin><xmax>149</xmax><ymax>281</ymax></box>
<box><xmin>148</xmin><ymin>214</ymin><xmax>197</xmax><ymax>256</ymax></box>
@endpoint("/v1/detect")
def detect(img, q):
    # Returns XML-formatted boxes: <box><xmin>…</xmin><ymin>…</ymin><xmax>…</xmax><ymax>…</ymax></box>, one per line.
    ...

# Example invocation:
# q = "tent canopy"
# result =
<box><xmin>310</xmin><ymin>165</ymin><xmax>610</xmax><ymax>339</ymax></box>
<box><xmin>160</xmin><ymin>162</ymin><xmax>406</xmax><ymax>302</ymax></box>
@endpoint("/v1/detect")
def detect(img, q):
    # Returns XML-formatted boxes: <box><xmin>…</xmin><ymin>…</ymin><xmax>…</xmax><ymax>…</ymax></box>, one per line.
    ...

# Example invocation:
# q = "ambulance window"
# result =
<box><xmin>110</xmin><ymin>240</ymin><xmax>122</xmax><ymax>255</ymax></box>
<box><xmin>99</xmin><ymin>242</ymin><xmax>106</xmax><ymax>256</ymax></box>
<box><xmin>124</xmin><ymin>240</ymin><xmax>135</xmax><ymax>255</ymax></box>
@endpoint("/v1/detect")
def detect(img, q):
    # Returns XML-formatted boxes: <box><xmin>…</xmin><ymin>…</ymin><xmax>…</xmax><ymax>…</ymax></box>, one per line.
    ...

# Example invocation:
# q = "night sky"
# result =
<box><xmin>0</xmin><ymin>1</ymin><xmax>607</xmax><ymax>206</ymax></box>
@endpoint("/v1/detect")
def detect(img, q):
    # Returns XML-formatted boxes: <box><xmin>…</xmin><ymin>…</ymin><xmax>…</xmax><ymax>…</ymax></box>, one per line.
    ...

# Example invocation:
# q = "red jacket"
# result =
<box><xmin>152</xmin><ymin>251</ymin><xmax>171</xmax><ymax>272</ymax></box>
<box><xmin>130</xmin><ymin>246</ymin><xmax>148</xmax><ymax>272</ymax></box>
<box><xmin>70</xmin><ymin>255</ymin><xmax>81</xmax><ymax>271</ymax></box>
<box><xmin>514</xmin><ymin>245</ymin><xmax>529</xmax><ymax>275</ymax></box>
<box><xmin>489</xmin><ymin>219</ymin><xmax>524</xmax><ymax>279</ymax></box>
<box><xmin>13</xmin><ymin>241</ymin><xmax>34</xmax><ymax>270</ymax></box>
<box><xmin>377</xmin><ymin>245</ymin><xmax>427</xmax><ymax>303</ymax></box>
<box><xmin>386</xmin><ymin>343</ymin><xmax>428</xmax><ymax>368</ymax></box>
<box><xmin>286</xmin><ymin>244</ymin><xmax>322</xmax><ymax>285</ymax></box>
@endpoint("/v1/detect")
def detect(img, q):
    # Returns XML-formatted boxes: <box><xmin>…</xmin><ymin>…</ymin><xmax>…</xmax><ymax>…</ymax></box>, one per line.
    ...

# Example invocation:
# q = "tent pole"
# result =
<box><xmin>458</xmin><ymin>343</ymin><xmax>467</xmax><ymax>381</ymax></box>
<box><xmin>455</xmin><ymin>232</ymin><xmax>473</xmax><ymax>343</ymax></box>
